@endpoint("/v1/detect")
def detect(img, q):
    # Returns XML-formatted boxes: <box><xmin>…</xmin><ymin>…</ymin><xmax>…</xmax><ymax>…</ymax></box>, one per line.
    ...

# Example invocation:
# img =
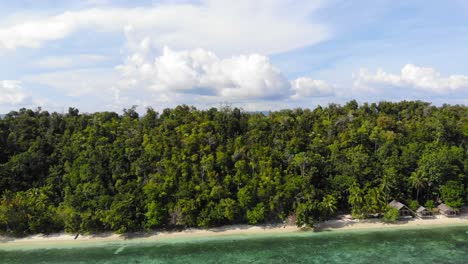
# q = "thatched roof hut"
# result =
<box><xmin>416</xmin><ymin>206</ymin><xmax>432</xmax><ymax>218</ymax></box>
<box><xmin>389</xmin><ymin>200</ymin><xmax>414</xmax><ymax>218</ymax></box>
<box><xmin>437</xmin><ymin>203</ymin><xmax>457</xmax><ymax>216</ymax></box>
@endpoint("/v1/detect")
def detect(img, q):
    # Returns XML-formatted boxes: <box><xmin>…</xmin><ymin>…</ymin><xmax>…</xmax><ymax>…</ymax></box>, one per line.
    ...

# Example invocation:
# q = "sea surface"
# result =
<box><xmin>1</xmin><ymin>225</ymin><xmax>468</xmax><ymax>263</ymax></box>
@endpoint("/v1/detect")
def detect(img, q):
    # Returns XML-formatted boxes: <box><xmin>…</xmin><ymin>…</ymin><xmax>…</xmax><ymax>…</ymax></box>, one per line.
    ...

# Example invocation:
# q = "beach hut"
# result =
<box><xmin>389</xmin><ymin>200</ymin><xmax>414</xmax><ymax>218</ymax></box>
<box><xmin>416</xmin><ymin>206</ymin><xmax>432</xmax><ymax>218</ymax></box>
<box><xmin>437</xmin><ymin>203</ymin><xmax>457</xmax><ymax>217</ymax></box>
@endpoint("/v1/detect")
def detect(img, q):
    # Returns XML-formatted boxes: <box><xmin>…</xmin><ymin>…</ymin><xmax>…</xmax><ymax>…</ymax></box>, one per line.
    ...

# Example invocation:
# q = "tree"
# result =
<box><xmin>414</xmin><ymin>145</ymin><xmax>464</xmax><ymax>199</ymax></box>
<box><xmin>348</xmin><ymin>184</ymin><xmax>365</xmax><ymax>218</ymax></box>
<box><xmin>295</xmin><ymin>201</ymin><xmax>318</xmax><ymax>228</ymax></box>
<box><xmin>409</xmin><ymin>171</ymin><xmax>428</xmax><ymax>201</ymax></box>
<box><xmin>246</xmin><ymin>203</ymin><xmax>265</xmax><ymax>224</ymax></box>
<box><xmin>144</xmin><ymin>201</ymin><xmax>165</xmax><ymax>230</ymax></box>
<box><xmin>320</xmin><ymin>194</ymin><xmax>337</xmax><ymax>218</ymax></box>
<box><xmin>364</xmin><ymin>187</ymin><xmax>386</xmax><ymax>215</ymax></box>
<box><xmin>424</xmin><ymin>200</ymin><xmax>435</xmax><ymax>210</ymax></box>
<box><xmin>0</xmin><ymin>102</ymin><xmax>466</xmax><ymax>235</ymax></box>
<box><xmin>0</xmin><ymin>187</ymin><xmax>62</xmax><ymax>236</ymax></box>
<box><xmin>383</xmin><ymin>207</ymin><xmax>399</xmax><ymax>223</ymax></box>
<box><xmin>440</xmin><ymin>181</ymin><xmax>465</xmax><ymax>209</ymax></box>
<box><xmin>408</xmin><ymin>200</ymin><xmax>419</xmax><ymax>212</ymax></box>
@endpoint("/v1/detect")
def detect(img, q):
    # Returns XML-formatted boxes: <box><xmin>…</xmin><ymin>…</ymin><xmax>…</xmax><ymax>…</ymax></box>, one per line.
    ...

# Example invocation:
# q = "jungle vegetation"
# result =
<box><xmin>0</xmin><ymin>100</ymin><xmax>466</xmax><ymax>236</ymax></box>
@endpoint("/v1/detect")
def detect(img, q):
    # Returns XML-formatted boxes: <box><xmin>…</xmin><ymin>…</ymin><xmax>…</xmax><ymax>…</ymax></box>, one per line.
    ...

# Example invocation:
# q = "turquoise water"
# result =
<box><xmin>1</xmin><ymin>225</ymin><xmax>468</xmax><ymax>263</ymax></box>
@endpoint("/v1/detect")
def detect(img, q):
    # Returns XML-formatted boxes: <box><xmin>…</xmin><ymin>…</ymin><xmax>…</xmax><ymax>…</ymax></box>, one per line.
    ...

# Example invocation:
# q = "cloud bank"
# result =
<box><xmin>355</xmin><ymin>64</ymin><xmax>468</xmax><ymax>94</ymax></box>
<box><xmin>0</xmin><ymin>0</ymin><xmax>328</xmax><ymax>55</ymax></box>
<box><xmin>115</xmin><ymin>40</ymin><xmax>333</xmax><ymax>106</ymax></box>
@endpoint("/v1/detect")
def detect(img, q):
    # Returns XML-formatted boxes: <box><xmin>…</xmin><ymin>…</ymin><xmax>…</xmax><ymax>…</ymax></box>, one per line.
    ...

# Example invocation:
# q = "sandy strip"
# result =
<box><xmin>0</xmin><ymin>225</ymin><xmax>301</xmax><ymax>248</ymax></box>
<box><xmin>1</xmin><ymin>214</ymin><xmax>467</xmax><ymax>248</ymax></box>
<box><xmin>316</xmin><ymin>213</ymin><xmax>468</xmax><ymax>231</ymax></box>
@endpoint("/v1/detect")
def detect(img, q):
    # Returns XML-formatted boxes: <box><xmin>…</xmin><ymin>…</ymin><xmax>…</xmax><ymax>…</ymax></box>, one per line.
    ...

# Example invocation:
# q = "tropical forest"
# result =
<box><xmin>0</xmin><ymin>101</ymin><xmax>466</xmax><ymax>236</ymax></box>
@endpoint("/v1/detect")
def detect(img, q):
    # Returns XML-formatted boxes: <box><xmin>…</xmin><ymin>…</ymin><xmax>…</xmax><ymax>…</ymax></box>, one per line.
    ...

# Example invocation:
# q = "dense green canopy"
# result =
<box><xmin>0</xmin><ymin>101</ymin><xmax>466</xmax><ymax>236</ymax></box>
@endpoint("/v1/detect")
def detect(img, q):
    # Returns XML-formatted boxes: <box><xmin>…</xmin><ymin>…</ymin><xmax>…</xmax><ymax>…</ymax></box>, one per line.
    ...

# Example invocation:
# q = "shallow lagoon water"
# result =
<box><xmin>1</xmin><ymin>225</ymin><xmax>468</xmax><ymax>263</ymax></box>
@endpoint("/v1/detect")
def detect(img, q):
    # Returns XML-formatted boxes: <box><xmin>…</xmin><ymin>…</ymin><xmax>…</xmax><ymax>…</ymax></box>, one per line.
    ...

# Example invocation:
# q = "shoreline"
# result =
<box><xmin>1</xmin><ymin>214</ymin><xmax>467</xmax><ymax>249</ymax></box>
<box><xmin>315</xmin><ymin>213</ymin><xmax>468</xmax><ymax>232</ymax></box>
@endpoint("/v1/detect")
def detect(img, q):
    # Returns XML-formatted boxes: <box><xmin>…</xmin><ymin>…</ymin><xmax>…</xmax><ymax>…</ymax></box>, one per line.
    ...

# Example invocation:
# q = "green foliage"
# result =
<box><xmin>349</xmin><ymin>185</ymin><xmax>386</xmax><ymax>217</ymax></box>
<box><xmin>320</xmin><ymin>194</ymin><xmax>338</xmax><ymax>218</ymax></box>
<box><xmin>348</xmin><ymin>184</ymin><xmax>365</xmax><ymax>218</ymax></box>
<box><xmin>424</xmin><ymin>200</ymin><xmax>435</xmax><ymax>210</ymax></box>
<box><xmin>409</xmin><ymin>171</ymin><xmax>428</xmax><ymax>201</ymax></box>
<box><xmin>440</xmin><ymin>181</ymin><xmax>465</xmax><ymax>209</ymax></box>
<box><xmin>364</xmin><ymin>187</ymin><xmax>386</xmax><ymax>215</ymax></box>
<box><xmin>0</xmin><ymin>187</ymin><xmax>62</xmax><ymax>236</ymax></box>
<box><xmin>383</xmin><ymin>207</ymin><xmax>399</xmax><ymax>223</ymax></box>
<box><xmin>295</xmin><ymin>202</ymin><xmax>316</xmax><ymax>228</ymax></box>
<box><xmin>408</xmin><ymin>200</ymin><xmax>420</xmax><ymax>212</ymax></box>
<box><xmin>246</xmin><ymin>203</ymin><xmax>265</xmax><ymax>224</ymax></box>
<box><xmin>0</xmin><ymin>102</ymin><xmax>466</xmax><ymax>235</ymax></box>
<box><xmin>144</xmin><ymin>201</ymin><xmax>165</xmax><ymax>230</ymax></box>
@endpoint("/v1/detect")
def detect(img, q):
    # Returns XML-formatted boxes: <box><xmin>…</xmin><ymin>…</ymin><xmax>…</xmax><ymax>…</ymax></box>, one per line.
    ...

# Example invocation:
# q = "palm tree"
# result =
<box><xmin>365</xmin><ymin>187</ymin><xmax>386</xmax><ymax>214</ymax></box>
<box><xmin>381</xmin><ymin>167</ymin><xmax>397</xmax><ymax>201</ymax></box>
<box><xmin>409</xmin><ymin>171</ymin><xmax>428</xmax><ymax>201</ymax></box>
<box><xmin>293</xmin><ymin>152</ymin><xmax>310</xmax><ymax>178</ymax></box>
<box><xmin>348</xmin><ymin>184</ymin><xmax>364</xmax><ymax>216</ymax></box>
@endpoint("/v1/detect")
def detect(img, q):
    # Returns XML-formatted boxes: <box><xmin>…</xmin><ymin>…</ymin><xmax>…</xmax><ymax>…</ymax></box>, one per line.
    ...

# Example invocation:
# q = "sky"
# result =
<box><xmin>0</xmin><ymin>0</ymin><xmax>467</xmax><ymax>113</ymax></box>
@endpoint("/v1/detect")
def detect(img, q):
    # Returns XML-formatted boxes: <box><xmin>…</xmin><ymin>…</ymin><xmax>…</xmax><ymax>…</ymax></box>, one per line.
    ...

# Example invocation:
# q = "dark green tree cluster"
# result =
<box><xmin>0</xmin><ymin>101</ymin><xmax>466</xmax><ymax>236</ymax></box>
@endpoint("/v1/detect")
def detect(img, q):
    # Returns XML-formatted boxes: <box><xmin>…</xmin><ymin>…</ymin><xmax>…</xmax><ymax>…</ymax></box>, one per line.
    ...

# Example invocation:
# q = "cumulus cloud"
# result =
<box><xmin>0</xmin><ymin>80</ymin><xmax>30</xmax><ymax>105</ymax></box>
<box><xmin>22</xmin><ymin>40</ymin><xmax>334</xmax><ymax>110</ymax></box>
<box><xmin>116</xmin><ymin>43</ymin><xmax>292</xmax><ymax>100</ymax></box>
<box><xmin>355</xmin><ymin>64</ymin><xmax>468</xmax><ymax>94</ymax></box>
<box><xmin>291</xmin><ymin>77</ymin><xmax>334</xmax><ymax>99</ymax></box>
<box><xmin>0</xmin><ymin>0</ymin><xmax>328</xmax><ymax>55</ymax></box>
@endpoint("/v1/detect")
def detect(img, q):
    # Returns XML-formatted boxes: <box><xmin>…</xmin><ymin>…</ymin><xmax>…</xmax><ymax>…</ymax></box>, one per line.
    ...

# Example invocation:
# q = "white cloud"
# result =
<box><xmin>0</xmin><ymin>0</ymin><xmax>328</xmax><ymax>55</ymax></box>
<box><xmin>0</xmin><ymin>80</ymin><xmax>30</xmax><ymax>105</ymax></box>
<box><xmin>35</xmin><ymin>55</ymin><xmax>107</xmax><ymax>69</ymax></box>
<box><xmin>23</xmin><ymin>41</ymin><xmax>334</xmax><ymax>111</ymax></box>
<box><xmin>114</xmin><ymin>38</ymin><xmax>337</xmax><ymax>107</ymax></box>
<box><xmin>291</xmin><ymin>77</ymin><xmax>334</xmax><ymax>99</ymax></box>
<box><xmin>355</xmin><ymin>64</ymin><xmax>468</xmax><ymax>94</ymax></box>
<box><xmin>116</xmin><ymin>44</ymin><xmax>291</xmax><ymax>100</ymax></box>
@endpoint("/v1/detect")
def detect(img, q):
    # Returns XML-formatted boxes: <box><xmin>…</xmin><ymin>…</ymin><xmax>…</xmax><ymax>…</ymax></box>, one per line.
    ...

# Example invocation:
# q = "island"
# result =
<box><xmin>0</xmin><ymin>101</ymin><xmax>466</xmax><ymax>240</ymax></box>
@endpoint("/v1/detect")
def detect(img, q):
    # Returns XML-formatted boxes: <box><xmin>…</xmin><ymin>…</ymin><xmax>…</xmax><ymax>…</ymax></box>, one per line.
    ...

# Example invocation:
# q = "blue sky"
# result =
<box><xmin>0</xmin><ymin>0</ymin><xmax>467</xmax><ymax>113</ymax></box>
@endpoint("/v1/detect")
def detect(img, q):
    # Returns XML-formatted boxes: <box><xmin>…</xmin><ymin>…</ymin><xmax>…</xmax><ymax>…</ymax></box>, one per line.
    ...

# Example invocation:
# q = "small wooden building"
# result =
<box><xmin>437</xmin><ymin>203</ymin><xmax>457</xmax><ymax>217</ymax></box>
<box><xmin>389</xmin><ymin>200</ymin><xmax>414</xmax><ymax>218</ymax></box>
<box><xmin>416</xmin><ymin>206</ymin><xmax>433</xmax><ymax>218</ymax></box>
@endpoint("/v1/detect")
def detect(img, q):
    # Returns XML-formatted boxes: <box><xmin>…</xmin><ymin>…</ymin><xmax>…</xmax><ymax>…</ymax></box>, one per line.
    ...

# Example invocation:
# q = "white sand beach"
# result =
<box><xmin>0</xmin><ymin>225</ymin><xmax>302</xmax><ymax>248</ymax></box>
<box><xmin>1</xmin><ymin>213</ymin><xmax>467</xmax><ymax>248</ymax></box>
<box><xmin>316</xmin><ymin>213</ymin><xmax>468</xmax><ymax>231</ymax></box>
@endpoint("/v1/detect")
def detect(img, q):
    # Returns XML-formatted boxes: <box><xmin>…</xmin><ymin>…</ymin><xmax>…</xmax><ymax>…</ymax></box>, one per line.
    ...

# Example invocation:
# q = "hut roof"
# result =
<box><xmin>437</xmin><ymin>203</ymin><xmax>454</xmax><ymax>212</ymax></box>
<box><xmin>416</xmin><ymin>206</ymin><xmax>428</xmax><ymax>213</ymax></box>
<box><xmin>389</xmin><ymin>200</ymin><xmax>406</xmax><ymax>210</ymax></box>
